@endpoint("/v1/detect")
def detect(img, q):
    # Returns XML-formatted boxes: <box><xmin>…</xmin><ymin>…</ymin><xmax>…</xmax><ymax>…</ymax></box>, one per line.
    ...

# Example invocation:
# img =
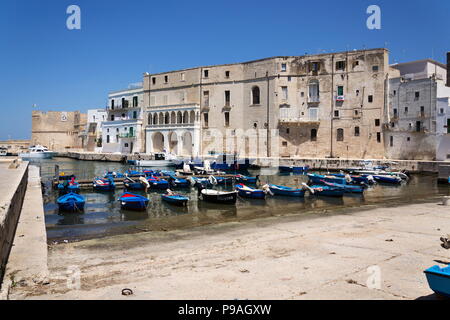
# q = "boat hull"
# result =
<box><xmin>57</xmin><ymin>193</ymin><xmax>85</xmax><ymax>212</ymax></box>
<box><xmin>309</xmin><ymin>185</ymin><xmax>345</xmax><ymax>197</ymax></box>
<box><xmin>236</xmin><ymin>188</ymin><xmax>266</xmax><ymax>199</ymax></box>
<box><xmin>308</xmin><ymin>174</ymin><xmax>347</xmax><ymax>185</ymax></box>
<box><xmin>269</xmin><ymin>185</ymin><xmax>305</xmax><ymax>197</ymax></box>
<box><xmin>200</xmin><ymin>190</ymin><xmax>238</xmax><ymax>204</ymax></box>
<box><xmin>119</xmin><ymin>193</ymin><xmax>149</xmax><ymax>211</ymax></box>
<box><xmin>135</xmin><ymin>160</ymin><xmax>176</xmax><ymax>167</ymax></box>
<box><xmin>424</xmin><ymin>265</ymin><xmax>450</xmax><ymax>297</ymax></box>
<box><xmin>161</xmin><ymin>194</ymin><xmax>189</xmax><ymax>206</ymax></box>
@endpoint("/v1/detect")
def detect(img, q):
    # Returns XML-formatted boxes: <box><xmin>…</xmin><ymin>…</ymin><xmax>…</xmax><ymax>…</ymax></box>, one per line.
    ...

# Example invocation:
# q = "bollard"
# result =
<box><xmin>442</xmin><ymin>196</ymin><xmax>450</xmax><ymax>206</ymax></box>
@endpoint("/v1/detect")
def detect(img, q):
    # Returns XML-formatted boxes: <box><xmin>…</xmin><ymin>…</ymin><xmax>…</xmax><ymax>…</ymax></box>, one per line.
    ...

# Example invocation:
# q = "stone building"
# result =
<box><xmin>31</xmin><ymin>110</ymin><xmax>87</xmax><ymax>152</ymax></box>
<box><xmin>385</xmin><ymin>58</ymin><xmax>450</xmax><ymax>160</ymax></box>
<box><xmin>101</xmin><ymin>85</ymin><xmax>145</xmax><ymax>154</ymax></box>
<box><xmin>144</xmin><ymin>48</ymin><xmax>393</xmax><ymax>159</ymax></box>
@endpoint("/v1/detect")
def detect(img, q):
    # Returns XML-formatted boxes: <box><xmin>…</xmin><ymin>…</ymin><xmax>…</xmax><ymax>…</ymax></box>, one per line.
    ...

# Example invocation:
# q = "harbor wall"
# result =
<box><xmin>56</xmin><ymin>151</ymin><xmax>450</xmax><ymax>173</ymax></box>
<box><xmin>0</xmin><ymin>161</ymin><xmax>28</xmax><ymax>287</ymax></box>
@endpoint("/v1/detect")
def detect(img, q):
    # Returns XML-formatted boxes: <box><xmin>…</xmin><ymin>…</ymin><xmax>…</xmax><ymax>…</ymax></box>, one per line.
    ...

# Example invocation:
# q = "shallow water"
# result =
<box><xmin>34</xmin><ymin>157</ymin><xmax>449</xmax><ymax>242</ymax></box>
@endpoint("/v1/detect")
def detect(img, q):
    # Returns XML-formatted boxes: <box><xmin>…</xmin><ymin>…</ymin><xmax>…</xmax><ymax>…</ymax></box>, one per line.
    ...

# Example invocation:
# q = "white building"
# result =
<box><xmin>102</xmin><ymin>85</ymin><xmax>145</xmax><ymax>154</ymax></box>
<box><xmin>85</xmin><ymin>109</ymin><xmax>107</xmax><ymax>152</ymax></box>
<box><xmin>385</xmin><ymin>59</ymin><xmax>450</xmax><ymax>160</ymax></box>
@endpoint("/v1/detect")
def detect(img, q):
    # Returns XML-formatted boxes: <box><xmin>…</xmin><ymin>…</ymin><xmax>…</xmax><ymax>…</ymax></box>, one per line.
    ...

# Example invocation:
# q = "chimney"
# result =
<box><xmin>447</xmin><ymin>52</ymin><xmax>450</xmax><ymax>87</ymax></box>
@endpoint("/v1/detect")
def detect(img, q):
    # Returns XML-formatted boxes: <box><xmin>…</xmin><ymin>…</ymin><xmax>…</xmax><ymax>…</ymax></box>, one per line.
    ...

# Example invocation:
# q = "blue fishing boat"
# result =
<box><xmin>124</xmin><ymin>177</ymin><xmax>147</xmax><ymax>190</ymax></box>
<box><xmin>67</xmin><ymin>181</ymin><xmax>80</xmax><ymax>193</ymax></box>
<box><xmin>147</xmin><ymin>176</ymin><xmax>170</xmax><ymax>189</ymax></box>
<box><xmin>126</xmin><ymin>169</ymin><xmax>146</xmax><ymax>178</ymax></box>
<box><xmin>161</xmin><ymin>193</ymin><xmax>189</xmax><ymax>206</ymax></box>
<box><xmin>118</xmin><ymin>192</ymin><xmax>149</xmax><ymax>211</ymax></box>
<box><xmin>214</xmin><ymin>176</ymin><xmax>234</xmax><ymax>185</ymax></box>
<box><xmin>143</xmin><ymin>169</ymin><xmax>156</xmax><ymax>177</ymax></box>
<box><xmin>307</xmin><ymin>173</ymin><xmax>347</xmax><ymax>185</ymax></box>
<box><xmin>309</xmin><ymin>185</ymin><xmax>345</xmax><ymax>197</ymax></box>
<box><xmin>319</xmin><ymin>180</ymin><xmax>364</xmax><ymax>194</ymax></box>
<box><xmin>57</xmin><ymin>192</ymin><xmax>85</xmax><ymax>212</ymax></box>
<box><xmin>331</xmin><ymin>173</ymin><xmax>374</xmax><ymax>185</ymax></box>
<box><xmin>279</xmin><ymin>166</ymin><xmax>309</xmax><ymax>173</ymax></box>
<box><xmin>268</xmin><ymin>184</ymin><xmax>305</xmax><ymax>197</ymax></box>
<box><xmin>235</xmin><ymin>184</ymin><xmax>266</xmax><ymax>199</ymax></box>
<box><xmin>168</xmin><ymin>176</ymin><xmax>191</xmax><ymax>188</ymax></box>
<box><xmin>363</xmin><ymin>174</ymin><xmax>402</xmax><ymax>184</ymax></box>
<box><xmin>424</xmin><ymin>265</ymin><xmax>450</xmax><ymax>297</ymax></box>
<box><xmin>104</xmin><ymin>171</ymin><xmax>124</xmax><ymax>179</ymax></box>
<box><xmin>93</xmin><ymin>177</ymin><xmax>115</xmax><ymax>191</ymax></box>
<box><xmin>235</xmin><ymin>174</ymin><xmax>258</xmax><ymax>184</ymax></box>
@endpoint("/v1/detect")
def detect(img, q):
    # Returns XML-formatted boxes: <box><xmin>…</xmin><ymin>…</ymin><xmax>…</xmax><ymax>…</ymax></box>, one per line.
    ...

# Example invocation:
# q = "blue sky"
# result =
<box><xmin>0</xmin><ymin>0</ymin><xmax>449</xmax><ymax>140</ymax></box>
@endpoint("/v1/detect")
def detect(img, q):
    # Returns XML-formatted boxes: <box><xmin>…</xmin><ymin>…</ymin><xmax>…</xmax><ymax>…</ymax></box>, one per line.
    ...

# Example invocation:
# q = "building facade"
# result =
<box><xmin>81</xmin><ymin>109</ymin><xmax>107</xmax><ymax>152</ymax></box>
<box><xmin>385</xmin><ymin>59</ymin><xmax>450</xmax><ymax>160</ymax></box>
<box><xmin>143</xmin><ymin>48</ymin><xmax>392</xmax><ymax>159</ymax></box>
<box><xmin>102</xmin><ymin>86</ymin><xmax>145</xmax><ymax>154</ymax></box>
<box><xmin>31</xmin><ymin>110</ymin><xmax>87</xmax><ymax>152</ymax></box>
<box><xmin>0</xmin><ymin>140</ymin><xmax>30</xmax><ymax>155</ymax></box>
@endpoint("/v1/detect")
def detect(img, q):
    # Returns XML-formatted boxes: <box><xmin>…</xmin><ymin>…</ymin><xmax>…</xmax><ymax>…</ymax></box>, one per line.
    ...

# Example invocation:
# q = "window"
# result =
<box><xmin>407</xmin><ymin>137</ymin><xmax>411</xmax><ymax>142</ymax></box>
<box><xmin>133</xmin><ymin>111</ymin><xmax>137</xmax><ymax>119</ymax></box>
<box><xmin>334</xmin><ymin>110</ymin><xmax>339</xmax><ymax>118</ymax></box>
<box><xmin>415</xmin><ymin>91</ymin><xmax>420</xmax><ymax>100</ymax></box>
<box><xmin>308</xmin><ymin>81</ymin><xmax>319</xmax><ymax>102</ymax></box>
<box><xmin>405</xmin><ymin>107</ymin><xmax>408</xmax><ymax>114</ymax></box>
<box><xmin>281</xmin><ymin>63</ymin><xmax>287</xmax><ymax>72</ymax></box>
<box><xmin>337</xmin><ymin>128</ymin><xmax>344</xmax><ymax>141</ymax></box>
<box><xmin>282</xmin><ymin>141</ymin><xmax>288</xmax><ymax>147</ymax></box>
<box><xmin>390</xmin><ymin>136</ymin><xmax>393</xmax><ymax>147</ymax></box>
<box><xmin>253</xmin><ymin>122</ymin><xmax>258</xmax><ymax>128</ymax></box>
<box><xmin>225</xmin><ymin>90</ymin><xmax>230</xmax><ymax>106</ymax></box>
<box><xmin>420</xmin><ymin>106</ymin><xmax>425</xmax><ymax>116</ymax></box>
<box><xmin>337</xmin><ymin>86</ymin><xmax>344</xmax><ymax>96</ymax></box>
<box><xmin>286</xmin><ymin>128</ymin><xmax>290</xmax><ymax>134</ymax></box>
<box><xmin>372</xmin><ymin>65</ymin><xmax>379</xmax><ymax>72</ymax></box>
<box><xmin>164</xmin><ymin>75</ymin><xmax>168</xmax><ymax>83</ymax></box>
<box><xmin>336</xmin><ymin>61</ymin><xmax>346</xmax><ymax>70</ymax></box>
<box><xmin>124</xmin><ymin>143</ymin><xmax>129</xmax><ymax>148</ymax></box>
<box><xmin>311</xmin><ymin>129</ymin><xmax>317</xmax><ymax>141</ymax></box>
<box><xmin>203</xmin><ymin>113</ymin><xmax>209</xmax><ymax>127</ymax></box>
<box><xmin>133</xmin><ymin>96</ymin><xmax>138</xmax><ymax>107</ymax></box>
<box><xmin>281</xmin><ymin>86</ymin><xmax>288</xmax><ymax>100</ymax></box>
<box><xmin>375</xmin><ymin>119</ymin><xmax>380</xmax><ymax>126</ymax></box>
<box><xmin>180</xmin><ymin>73</ymin><xmax>185</xmax><ymax>81</ymax></box>
<box><xmin>110</xmin><ymin>115</ymin><xmax>115</xmax><ymax>121</ymax></box>
<box><xmin>252</xmin><ymin>86</ymin><xmax>260</xmax><ymax>105</ymax></box>
<box><xmin>355</xmin><ymin>110</ymin><xmax>359</xmax><ymax>116</ymax></box>
<box><xmin>152</xmin><ymin>77</ymin><xmax>156</xmax><ymax>85</ymax></box>
<box><xmin>309</xmin><ymin>108</ymin><xmax>318</xmax><ymax>121</ymax></box>
<box><xmin>354</xmin><ymin>126</ymin><xmax>360</xmax><ymax>136</ymax></box>
<box><xmin>225</xmin><ymin>71</ymin><xmax>230</xmax><ymax>78</ymax></box>
<box><xmin>353</xmin><ymin>60</ymin><xmax>360</xmax><ymax>67</ymax></box>
<box><xmin>311</xmin><ymin>62</ymin><xmax>320</xmax><ymax>72</ymax></box>
<box><xmin>111</xmin><ymin>99</ymin><xmax>115</xmax><ymax>109</ymax></box>
<box><xmin>203</xmin><ymin>91</ymin><xmax>210</xmax><ymax>107</ymax></box>
<box><xmin>288</xmin><ymin>76</ymin><xmax>291</xmax><ymax>82</ymax></box>
<box><xmin>121</xmin><ymin>98</ymin><xmax>126</xmax><ymax>108</ymax></box>
<box><xmin>116</xmin><ymin>128</ymin><xmax>119</xmax><ymax>132</ymax></box>
<box><xmin>204</xmin><ymin>70</ymin><xmax>209</xmax><ymax>78</ymax></box>
<box><xmin>368</xmin><ymin>95</ymin><xmax>373</xmax><ymax>103</ymax></box>
<box><xmin>356</xmin><ymin>90</ymin><xmax>360</xmax><ymax>96</ymax></box>
<box><xmin>106</xmin><ymin>135</ymin><xmax>110</xmax><ymax>143</ymax></box>
<box><xmin>376</xmin><ymin>132</ymin><xmax>381</xmax><ymax>143</ymax></box>
<box><xmin>440</xmin><ymin>108</ymin><xmax>444</xmax><ymax>114</ymax></box>
<box><xmin>393</xmin><ymin>90</ymin><xmax>396</xmax><ymax>96</ymax></box>
<box><xmin>393</xmin><ymin>109</ymin><xmax>398</xmax><ymax>116</ymax></box>
<box><xmin>224</xmin><ymin>112</ymin><xmax>230</xmax><ymax>127</ymax></box>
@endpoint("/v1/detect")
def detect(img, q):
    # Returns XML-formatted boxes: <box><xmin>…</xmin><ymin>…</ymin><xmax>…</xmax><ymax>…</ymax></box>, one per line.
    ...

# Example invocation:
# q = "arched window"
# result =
<box><xmin>170</xmin><ymin>111</ymin><xmax>176</xmax><ymax>124</ymax></box>
<box><xmin>252</xmin><ymin>86</ymin><xmax>260</xmax><ymax>105</ymax></box>
<box><xmin>148</xmin><ymin>113</ymin><xmax>152</xmax><ymax>125</ymax></box>
<box><xmin>311</xmin><ymin>129</ymin><xmax>317</xmax><ymax>141</ymax></box>
<box><xmin>159</xmin><ymin>112</ymin><xmax>164</xmax><ymax>124</ymax></box>
<box><xmin>164</xmin><ymin>112</ymin><xmax>170</xmax><ymax>124</ymax></box>
<box><xmin>337</xmin><ymin>128</ymin><xmax>344</xmax><ymax>141</ymax></box>
<box><xmin>189</xmin><ymin>110</ymin><xmax>195</xmax><ymax>124</ymax></box>
<box><xmin>177</xmin><ymin>111</ymin><xmax>182</xmax><ymax>124</ymax></box>
<box><xmin>183</xmin><ymin>111</ymin><xmax>189</xmax><ymax>124</ymax></box>
<box><xmin>153</xmin><ymin>113</ymin><xmax>158</xmax><ymax>125</ymax></box>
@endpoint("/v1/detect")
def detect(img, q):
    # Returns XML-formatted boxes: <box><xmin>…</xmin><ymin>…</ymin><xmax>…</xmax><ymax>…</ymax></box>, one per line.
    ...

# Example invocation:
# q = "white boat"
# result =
<box><xmin>19</xmin><ymin>145</ymin><xmax>55</xmax><ymax>159</ymax></box>
<box><xmin>0</xmin><ymin>147</ymin><xmax>7</xmax><ymax>156</ymax></box>
<box><xmin>134</xmin><ymin>153</ymin><xmax>177</xmax><ymax>167</ymax></box>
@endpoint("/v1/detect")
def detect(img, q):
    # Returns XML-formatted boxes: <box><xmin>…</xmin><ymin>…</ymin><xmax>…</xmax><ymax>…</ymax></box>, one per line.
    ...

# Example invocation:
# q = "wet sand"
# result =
<box><xmin>8</xmin><ymin>199</ymin><xmax>450</xmax><ymax>300</ymax></box>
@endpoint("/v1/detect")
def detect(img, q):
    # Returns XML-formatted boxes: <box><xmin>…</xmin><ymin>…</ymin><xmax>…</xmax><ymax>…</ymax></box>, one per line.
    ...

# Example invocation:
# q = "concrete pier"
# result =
<box><xmin>0</xmin><ymin>160</ymin><xmax>28</xmax><ymax>287</ymax></box>
<box><xmin>1</xmin><ymin>166</ymin><xmax>48</xmax><ymax>299</ymax></box>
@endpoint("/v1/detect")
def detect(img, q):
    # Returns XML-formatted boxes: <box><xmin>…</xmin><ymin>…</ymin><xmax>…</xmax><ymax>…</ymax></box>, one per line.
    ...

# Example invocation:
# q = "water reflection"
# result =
<box><xmin>35</xmin><ymin>157</ymin><xmax>447</xmax><ymax>242</ymax></box>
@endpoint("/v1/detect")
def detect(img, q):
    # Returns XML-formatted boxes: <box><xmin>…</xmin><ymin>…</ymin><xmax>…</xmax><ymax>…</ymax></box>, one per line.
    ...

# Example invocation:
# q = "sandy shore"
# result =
<box><xmin>8</xmin><ymin>200</ymin><xmax>450</xmax><ymax>300</ymax></box>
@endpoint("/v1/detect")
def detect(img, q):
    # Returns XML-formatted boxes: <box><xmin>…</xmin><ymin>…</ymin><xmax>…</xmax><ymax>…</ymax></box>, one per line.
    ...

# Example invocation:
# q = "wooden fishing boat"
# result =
<box><xmin>147</xmin><ymin>176</ymin><xmax>169</xmax><ymax>189</ymax></box>
<box><xmin>168</xmin><ymin>176</ymin><xmax>191</xmax><ymax>188</ymax></box>
<box><xmin>362</xmin><ymin>174</ymin><xmax>402</xmax><ymax>184</ymax></box>
<box><xmin>424</xmin><ymin>265</ymin><xmax>450</xmax><ymax>297</ymax></box>
<box><xmin>309</xmin><ymin>185</ymin><xmax>345</xmax><ymax>197</ymax></box>
<box><xmin>57</xmin><ymin>192</ymin><xmax>85</xmax><ymax>212</ymax></box>
<box><xmin>235</xmin><ymin>174</ymin><xmax>258</xmax><ymax>184</ymax></box>
<box><xmin>330</xmin><ymin>173</ymin><xmax>375</xmax><ymax>185</ymax></box>
<box><xmin>93</xmin><ymin>177</ymin><xmax>115</xmax><ymax>191</ymax></box>
<box><xmin>124</xmin><ymin>177</ymin><xmax>146</xmax><ymax>190</ymax></box>
<box><xmin>268</xmin><ymin>184</ymin><xmax>305</xmax><ymax>197</ymax></box>
<box><xmin>161</xmin><ymin>193</ymin><xmax>189</xmax><ymax>206</ymax></box>
<box><xmin>196</xmin><ymin>184</ymin><xmax>237</xmax><ymax>204</ymax></box>
<box><xmin>307</xmin><ymin>173</ymin><xmax>347</xmax><ymax>185</ymax></box>
<box><xmin>118</xmin><ymin>192</ymin><xmax>149</xmax><ymax>211</ymax></box>
<box><xmin>235</xmin><ymin>184</ymin><xmax>266</xmax><ymax>199</ymax></box>
<box><xmin>319</xmin><ymin>180</ymin><xmax>364</xmax><ymax>194</ymax></box>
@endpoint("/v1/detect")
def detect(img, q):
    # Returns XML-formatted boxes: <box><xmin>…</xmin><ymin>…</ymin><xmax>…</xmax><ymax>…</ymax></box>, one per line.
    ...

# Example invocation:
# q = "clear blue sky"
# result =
<box><xmin>1</xmin><ymin>0</ymin><xmax>449</xmax><ymax>140</ymax></box>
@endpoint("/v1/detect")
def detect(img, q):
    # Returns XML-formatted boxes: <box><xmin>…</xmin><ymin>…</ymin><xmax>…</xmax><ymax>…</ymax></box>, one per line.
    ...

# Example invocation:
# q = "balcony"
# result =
<box><xmin>307</xmin><ymin>96</ymin><xmax>320</xmax><ymax>104</ymax></box>
<box><xmin>279</xmin><ymin>117</ymin><xmax>320</xmax><ymax>125</ymax></box>
<box><xmin>119</xmin><ymin>133</ymin><xmax>136</xmax><ymax>139</ymax></box>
